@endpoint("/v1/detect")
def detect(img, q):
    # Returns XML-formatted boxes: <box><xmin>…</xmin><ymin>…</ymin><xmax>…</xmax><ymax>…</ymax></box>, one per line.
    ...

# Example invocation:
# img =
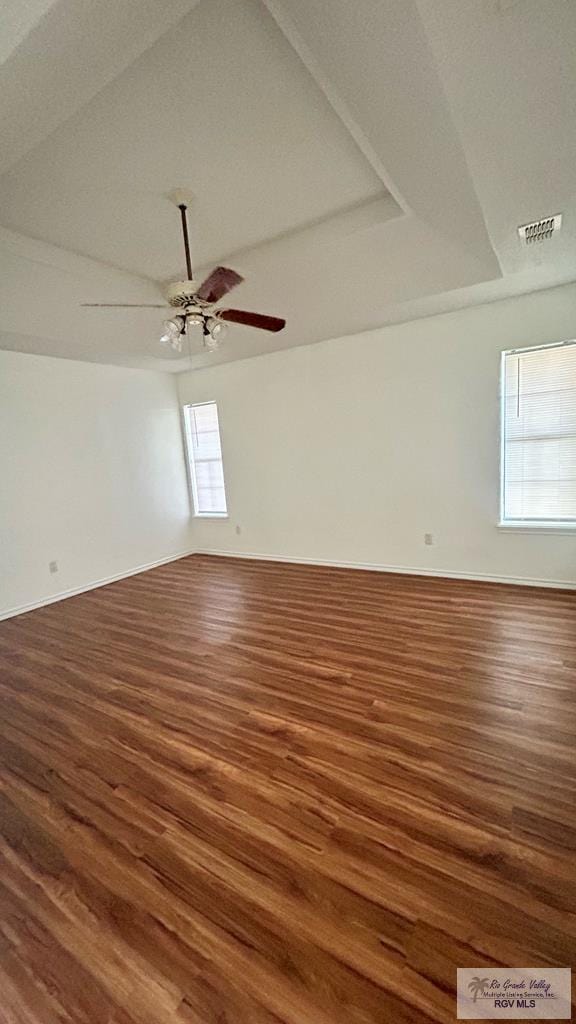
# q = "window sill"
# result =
<box><xmin>498</xmin><ymin>522</ymin><xmax>576</xmax><ymax>534</ymax></box>
<box><xmin>193</xmin><ymin>513</ymin><xmax>229</xmax><ymax>520</ymax></box>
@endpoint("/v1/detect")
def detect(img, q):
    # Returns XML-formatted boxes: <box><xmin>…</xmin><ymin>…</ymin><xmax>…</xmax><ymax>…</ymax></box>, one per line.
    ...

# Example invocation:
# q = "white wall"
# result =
<box><xmin>0</xmin><ymin>350</ymin><xmax>192</xmax><ymax>618</ymax></box>
<box><xmin>179</xmin><ymin>281</ymin><xmax>576</xmax><ymax>587</ymax></box>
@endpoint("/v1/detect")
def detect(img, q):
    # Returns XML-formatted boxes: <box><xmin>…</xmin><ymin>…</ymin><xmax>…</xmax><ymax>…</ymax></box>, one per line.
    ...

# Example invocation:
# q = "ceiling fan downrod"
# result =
<box><xmin>178</xmin><ymin>203</ymin><xmax>193</xmax><ymax>281</ymax></box>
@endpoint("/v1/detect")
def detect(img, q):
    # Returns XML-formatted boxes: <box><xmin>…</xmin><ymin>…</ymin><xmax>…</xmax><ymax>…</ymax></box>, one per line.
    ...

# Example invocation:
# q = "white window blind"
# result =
<box><xmin>184</xmin><ymin>402</ymin><xmax>227</xmax><ymax>515</ymax></box>
<box><xmin>501</xmin><ymin>341</ymin><xmax>576</xmax><ymax>524</ymax></box>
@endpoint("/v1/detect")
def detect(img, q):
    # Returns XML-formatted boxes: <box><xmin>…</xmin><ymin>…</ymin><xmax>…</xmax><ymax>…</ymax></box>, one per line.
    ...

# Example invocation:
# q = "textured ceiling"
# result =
<box><xmin>0</xmin><ymin>0</ymin><xmax>575</xmax><ymax>372</ymax></box>
<box><xmin>0</xmin><ymin>0</ymin><xmax>385</xmax><ymax>279</ymax></box>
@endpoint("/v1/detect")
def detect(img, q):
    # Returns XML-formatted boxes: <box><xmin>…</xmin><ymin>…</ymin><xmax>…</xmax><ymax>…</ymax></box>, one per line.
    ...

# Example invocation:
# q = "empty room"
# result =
<box><xmin>0</xmin><ymin>0</ymin><xmax>575</xmax><ymax>1021</ymax></box>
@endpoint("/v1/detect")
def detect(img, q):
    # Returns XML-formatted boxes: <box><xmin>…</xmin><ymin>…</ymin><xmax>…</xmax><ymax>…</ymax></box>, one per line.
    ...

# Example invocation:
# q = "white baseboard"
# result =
<box><xmin>0</xmin><ymin>549</ymin><xmax>197</xmax><ymax>623</ymax></box>
<box><xmin>2</xmin><ymin>547</ymin><xmax>573</xmax><ymax>624</ymax></box>
<box><xmin>196</xmin><ymin>548</ymin><xmax>576</xmax><ymax>591</ymax></box>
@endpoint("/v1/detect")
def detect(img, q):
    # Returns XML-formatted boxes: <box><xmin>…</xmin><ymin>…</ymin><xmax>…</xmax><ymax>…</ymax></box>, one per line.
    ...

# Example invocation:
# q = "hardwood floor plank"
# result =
<box><xmin>0</xmin><ymin>554</ymin><xmax>575</xmax><ymax>1022</ymax></box>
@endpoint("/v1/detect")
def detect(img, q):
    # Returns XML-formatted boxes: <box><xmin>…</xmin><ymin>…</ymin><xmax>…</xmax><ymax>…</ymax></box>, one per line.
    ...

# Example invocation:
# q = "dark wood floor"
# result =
<box><xmin>0</xmin><ymin>555</ymin><xmax>575</xmax><ymax>1023</ymax></box>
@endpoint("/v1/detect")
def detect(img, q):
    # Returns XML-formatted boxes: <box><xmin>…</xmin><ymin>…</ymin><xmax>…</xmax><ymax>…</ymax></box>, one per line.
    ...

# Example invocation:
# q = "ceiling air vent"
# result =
<box><xmin>518</xmin><ymin>214</ymin><xmax>562</xmax><ymax>245</ymax></box>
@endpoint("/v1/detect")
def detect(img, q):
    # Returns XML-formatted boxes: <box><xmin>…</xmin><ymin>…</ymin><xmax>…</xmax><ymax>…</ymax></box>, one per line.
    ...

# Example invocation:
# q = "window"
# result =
<box><xmin>184</xmin><ymin>402</ymin><xmax>228</xmax><ymax>516</ymax></box>
<box><xmin>501</xmin><ymin>340</ymin><xmax>576</xmax><ymax>527</ymax></box>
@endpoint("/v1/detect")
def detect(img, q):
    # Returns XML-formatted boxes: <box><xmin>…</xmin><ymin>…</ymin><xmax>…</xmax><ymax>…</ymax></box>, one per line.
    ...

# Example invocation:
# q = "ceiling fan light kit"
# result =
<box><xmin>81</xmin><ymin>198</ymin><xmax>286</xmax><ymax>359</ymax></box>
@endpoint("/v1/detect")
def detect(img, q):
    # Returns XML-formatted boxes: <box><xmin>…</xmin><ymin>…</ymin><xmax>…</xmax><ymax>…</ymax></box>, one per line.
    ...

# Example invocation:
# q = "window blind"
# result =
<box><xmin>185</xmin><ymin>402</ymin><xmax>227</xmax><ymax>515</ymax></box>
<box><xmin>501</xmin><ymin>341</ymin><xmax>576</xmax><ymax>523</ymax></box>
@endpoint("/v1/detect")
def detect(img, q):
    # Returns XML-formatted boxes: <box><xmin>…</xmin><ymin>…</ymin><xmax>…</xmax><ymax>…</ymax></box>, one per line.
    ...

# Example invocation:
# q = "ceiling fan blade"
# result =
<box><xmin>80</xmin><ymin>303</ymin><xmax>168</xmax><ymax>308</ymax></box>
<box><xmin>196</xmin><ymin>267</ymin><xmax>243</xmax><ymax>304</ymax></box>
<box><xmin>218</xmin><ymin>308</ymin><xmax>286</xmax><ymax>333</ymax></box>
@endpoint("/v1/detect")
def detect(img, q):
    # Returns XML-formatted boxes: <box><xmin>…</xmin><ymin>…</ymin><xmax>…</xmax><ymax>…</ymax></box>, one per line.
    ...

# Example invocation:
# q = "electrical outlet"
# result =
<box><xmin>49</xmin><ymin>560</ymin><xmax>59</xmax><ymax>574</ymax></box>
<box><xmin>424</xmin><ymin>533</ymin><xmax>433</xmax><ymax>546</ymax></box>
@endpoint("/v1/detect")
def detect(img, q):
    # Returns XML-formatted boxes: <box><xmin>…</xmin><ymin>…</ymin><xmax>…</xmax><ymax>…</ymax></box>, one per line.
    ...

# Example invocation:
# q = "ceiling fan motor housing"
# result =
<box><xmin>165</xmin><ymin>279</ymin><xmax>201</xmax><ymax>307</ymax></box>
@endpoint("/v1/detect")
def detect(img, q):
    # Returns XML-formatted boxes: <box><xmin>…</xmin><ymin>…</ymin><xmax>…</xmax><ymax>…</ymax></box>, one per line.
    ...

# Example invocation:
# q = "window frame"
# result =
<box><xmin>182</xmin><ymin>401</ymin><xmax>229</xmax><ymax>519</ymax></box>
<box><xmin>499</xmin><ymin>338</ymin><xmax>576</xmax><ymax>532</ymax></box>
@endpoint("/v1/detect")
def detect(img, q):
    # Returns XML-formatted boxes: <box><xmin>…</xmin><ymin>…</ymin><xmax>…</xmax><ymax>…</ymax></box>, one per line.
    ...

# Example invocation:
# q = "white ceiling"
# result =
<box><xmin>415</xmin><ymin>0</ymin><xmax>576</xmax><ymax>279</ymax></box>
<box><xmin>0</xmin><ymin>0</ymin><xmax>575</xmax><ymax>372</ymax></box>
<box><xmin>0</xmin><ymin>0</ymin><xmax>59</xmax><ymax>65</ymax></box>
<box><xmin>0</xmin><ymin>0</ymin><xmax>385</xmax><ymax>278</ymax></box>
<box><xmin>0</xmin><ymin>0</ymin><xmax>201</xmax><ymax>175</ymax></box>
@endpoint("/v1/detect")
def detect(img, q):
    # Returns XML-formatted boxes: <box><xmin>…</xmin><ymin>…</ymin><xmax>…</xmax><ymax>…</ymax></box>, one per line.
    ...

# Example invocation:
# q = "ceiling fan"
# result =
<box><xmin>81</xmin><ymin>200</ymin><xmax>286</xmax><ymax>355</ymax></box>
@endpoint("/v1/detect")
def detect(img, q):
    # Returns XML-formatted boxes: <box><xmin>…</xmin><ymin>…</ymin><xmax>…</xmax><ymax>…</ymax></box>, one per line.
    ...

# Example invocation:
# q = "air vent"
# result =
<box><xmin>518</xmin><ymin>214</ymin><xmax>562</xmax><ymax>245</ymax></box>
